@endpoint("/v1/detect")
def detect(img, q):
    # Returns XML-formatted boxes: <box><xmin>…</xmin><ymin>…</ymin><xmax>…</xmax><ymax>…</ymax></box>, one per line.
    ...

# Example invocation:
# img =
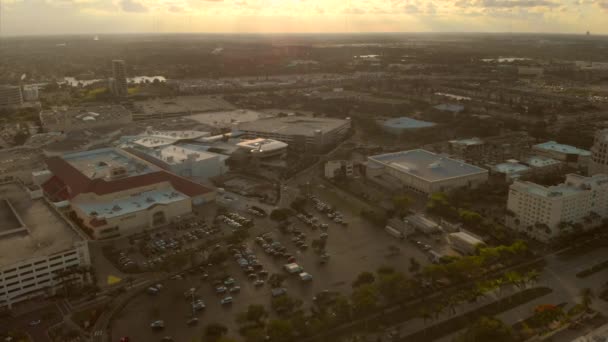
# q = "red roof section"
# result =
<box><xmin>44</xmin><ymin>155</ymin><xmax>213</xmax><ymax>199</ymax></box>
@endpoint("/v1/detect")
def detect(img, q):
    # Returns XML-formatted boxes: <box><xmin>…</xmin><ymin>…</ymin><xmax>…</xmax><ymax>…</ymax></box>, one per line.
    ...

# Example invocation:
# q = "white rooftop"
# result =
<box><xmin>449</xmin><ymin>231</ymin><xmax>484</xmax><ymax>245</ymax></box>
<box><xmin>236</xmin><ymin>138</ymin><xmax>288</xmax><ymax>153</ymax></box>
<box><xmin>158</xmin><ymin>145</ymin><xmax>220</xmax><ymax>164</ymax></box>
<box><xmin>450</xmin><ymin>137</ymin><xmax>484</xmax><ymax>146</ymax></box>
<box><xmin>512</xmin><ymin>174</ymin><xmax>608</xmax><ymax>198</ymax></box>
<box><xmin>147</xmin><ymin>130</ymin><xmax>210</xmax><ymax>140</ymax></box>
<box><xmin>63</xmin><ymin>147</ymin><xmax>159</xmax><ymax>180</ymax></box>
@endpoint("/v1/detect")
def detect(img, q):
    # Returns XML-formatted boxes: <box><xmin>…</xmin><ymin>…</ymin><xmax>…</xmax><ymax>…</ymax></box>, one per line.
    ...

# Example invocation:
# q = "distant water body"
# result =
<box><xmin>481</xmin><ymin>57</ymin><xmax>530</xmax><ymax>63</ymax></box>
<box><xmin>63</xmin><ymin>76</ymin><xmax>166</xmax><ymax>87</ymax></box>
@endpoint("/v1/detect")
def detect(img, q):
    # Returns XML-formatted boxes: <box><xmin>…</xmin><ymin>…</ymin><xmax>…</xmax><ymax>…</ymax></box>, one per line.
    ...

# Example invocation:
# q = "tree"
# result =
<box><xmin>376</xmin><ymin>271</ymin><xmax>411</xmax><ymax>302</ymax></box>
<box><xmin>409</xmin><ymin>258</ymin><xmax>421</xmax><ymax>273</ymax></box>
<box><xmin>580</xmin><ymin>288</ymin><xmax>594</xmax><ymax>311</ymax></box>
<box><xmin>238</xmin><ymin>305</ymin><xmax>268</xmax><ymax>326</ymax></box>
<box><xmin>270</xmin><ymin>208</ymin><xmax>294</xmax><ymax>221</ymax></box>
<box><xmin>205</xmin><ymin>323</ymin><xmax>228</xmax><ymax>342</ymax></box>
<box><xmin>531</xmin><ymin>304</ymin><xmax>564</xmax><ymax>327</ymax></box>
<box><xmin>266</xmin><ymin>319</ymin><xmax>294</xmax><ymax>342</ymax></box>
<box><xmin>392</xmin><ymin>195</ymin><xmax>412</xmax><ymax>216</ymax></box>
<box><xmin>268</xmin><ymin>273</ymin><xmax>287</xmax><ymax>288</ymax></box>
<box><xmin>503</xmin><ymin>271</ymin><xmax>524</xmax><ymax>296</ymax></box>
<box><xmin>455</xmin><ymin>316</ymin><xmax>516</xmax><ymax>342</ymax></box>
<box><xmin>351</xmin><ymin>284</ymin><xmax>378</xmax><ymax>316</ymax></box>
<box><xmin>352</xmin><ymin>272</ymin><xmax>375</xmax><ymax>288</ymax></box>
<box><xmin>459</xmin><ymin>209</ymin><xmax>483</xmax><ymax>227</ymax></box>
<box><xmin>241</xmin><ymin>326</ymin><xmax>266</xmax><ymax>342</ymax></box>
<box><xmin>271</xmin><ymin>295</ymin><xmax>303</xmax><ymax>316</ymax></box>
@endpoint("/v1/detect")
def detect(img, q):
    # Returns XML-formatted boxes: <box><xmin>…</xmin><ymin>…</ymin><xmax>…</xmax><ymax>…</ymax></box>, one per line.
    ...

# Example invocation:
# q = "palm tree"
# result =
<box><xmin>580</xmin><ymin>288</ymin><xmax>594</xmax><ymax>312</ymax></box>
<box><xmin>504</xmin><ymin>271</ymin><xmax>523</xmax><ymax>295</ymax></box>
<box><xmin>524</xmin><ymin>269</ymin><xmax>541</xmax><ymax>288</ymax></box>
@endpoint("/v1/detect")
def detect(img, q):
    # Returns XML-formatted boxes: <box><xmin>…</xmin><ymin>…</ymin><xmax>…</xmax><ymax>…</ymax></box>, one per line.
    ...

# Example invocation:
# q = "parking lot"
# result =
<box><xmin>111</xmin><ymin>184</ymin><xmax>432</xmax><ymax>341</ymax></box>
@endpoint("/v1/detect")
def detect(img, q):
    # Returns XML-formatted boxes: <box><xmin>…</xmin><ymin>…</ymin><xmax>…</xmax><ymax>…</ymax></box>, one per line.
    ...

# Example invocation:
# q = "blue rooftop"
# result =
<box><xmin>73</xmin><ymin>188</ymin><xmax>187</xmax><ymax>219</ymax></box>
<box><xmin>382</xmin><ymin>117</ymin><xmax>435</xmax><ymax>132</ymax></box>
<box><xmin>533</xmin><ymin>141</ymin><xmax>591</xmax><ymax>156</ymax></box>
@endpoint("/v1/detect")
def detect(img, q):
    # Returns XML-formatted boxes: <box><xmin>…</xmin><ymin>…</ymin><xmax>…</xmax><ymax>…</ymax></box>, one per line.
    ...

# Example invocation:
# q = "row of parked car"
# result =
<box><xmin>310</xmin><ymin>196</ymin><xmax>348</xmax><ymax>225</ymax></box>
<box><xmin>247</xmin><ymin>205</ymin><xmax>267</xmax><ymax>218</ymax></box>
<box><xmin>295</xmin><ymin>213</ymin><xmax>328</xmax><ymax>231</ymax></box>
<box><xmin>230</xmin><ymin>243</ymin><xmax>270</xmax><ymax>286</ymax></box>
<box><xmin>256</xmin><ymin>233</ymin><xmax>298</xmax><ymax>262</ymax></box>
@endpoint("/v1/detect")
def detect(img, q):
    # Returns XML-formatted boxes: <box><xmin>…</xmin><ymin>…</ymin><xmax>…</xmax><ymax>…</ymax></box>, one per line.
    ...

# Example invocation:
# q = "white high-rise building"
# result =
<box><xmin>111</xmin><ymin>60</ymin><xmax>128</xmax><ymax>97</ymax></box>
<box><xmin>506</xmin><ymin>174</ymin><xmax>608</xmax><ymax>242</ymax></box>
<box><xmin>0</xmin><ymin>85</ymin><xmax>23</xmax><ymax>108</ymax></box>
<box><xmin>589</xmin><ymin>129</ymin><xmax>608</xmax><ymax>176</ymax></box>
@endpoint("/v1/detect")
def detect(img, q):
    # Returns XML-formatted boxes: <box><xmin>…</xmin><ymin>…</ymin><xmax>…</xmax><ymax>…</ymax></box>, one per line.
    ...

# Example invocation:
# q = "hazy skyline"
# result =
<box><xmin>1</xmin><ymin>0</ymin><xmax>607</xmax><ymax>36</ymax></box>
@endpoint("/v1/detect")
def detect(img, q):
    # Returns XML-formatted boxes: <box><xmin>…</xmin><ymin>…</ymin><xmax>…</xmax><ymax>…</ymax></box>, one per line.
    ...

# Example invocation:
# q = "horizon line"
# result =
<box><xmin>1</xmin><ymin>31</ymin><xmax>606</xmax><ymax>39</ymax></box>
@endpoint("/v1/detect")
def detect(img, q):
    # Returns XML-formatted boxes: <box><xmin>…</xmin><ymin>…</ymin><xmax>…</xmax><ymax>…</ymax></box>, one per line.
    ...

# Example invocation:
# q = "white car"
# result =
<box><xmin>150</xmin><ymin>320</ymin><xmax>165</xmax><ymax>329</ymax></box>
<box><xmin>220</xmin><ymin>296</ymin><xmax>233</xmax><ymax>305</ymax></box>
<box><xmin>192</xmin><ymin>300</ymin><xmax>206</xmax><ymax>311</ymax></box>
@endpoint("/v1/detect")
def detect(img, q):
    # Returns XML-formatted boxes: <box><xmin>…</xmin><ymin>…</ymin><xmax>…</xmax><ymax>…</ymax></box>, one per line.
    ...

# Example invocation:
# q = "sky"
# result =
<box><xmin>1</xmin><ymin>0</ymin><xmax>608</xmax><ymax>36</ymax></box>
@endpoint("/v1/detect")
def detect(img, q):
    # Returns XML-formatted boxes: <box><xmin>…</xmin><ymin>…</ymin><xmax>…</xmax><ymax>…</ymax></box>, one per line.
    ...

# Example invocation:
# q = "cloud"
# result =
<box><xmin>595</xmin><ymin>0</ymin><xmax>608</xmax><ymax>9</ymax></box>
<box><xmin>454</xmin><ymin>0</ymin><xmax>560</xmax><ymax>8</ymax></box>
<box><xmin>119</xmin><ymin>0</ymin><xmax>148</xmax><ymax>12</ymax></box>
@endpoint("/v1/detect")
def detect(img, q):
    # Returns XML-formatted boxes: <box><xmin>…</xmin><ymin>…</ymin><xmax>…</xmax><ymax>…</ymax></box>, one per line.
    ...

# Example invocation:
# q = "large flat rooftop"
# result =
<box><xmin>533</xmin><ymin>141</ymin><xmax>591</xmax><ymax>156</ymax></box>
<box><xmin>238</xmin><ymin>116</ymin><xmax>349</xmax><ymax>137</ymax></box>
<box><xmin>369</xmin><ymin>149</ymin><xmax>488</xmax><ymax>182</ymax></box>
<box><xmin>63</xmin><ymin>148</ymin><xmax>159</xmax><ymax>181</ymax></box>
<box><xmin>157</xmin><ymin>145</ymin><xmax>221</xmax><ymax>164</ymax></box>
<box><xmin>382</xmin><ymin>117</ymin><xmax>436</xmax><ymax>130</ymax></box>
<box><xmin>0</xmin><ymin>182</ymin><xmax>81</xmax><ymax>267</ymax></box>
<box><xmin>134</xmin><ymin>96</ymin><xmax>235</xmax><ymax>116</ymax></box>
<box><xmin>0</xmin><ymin>199</ymin><xmax>27</xmax><ymax>237</ymax></box>
<box><xmin>72</xmin><ymin>188</ymin><xmax>188</xmax><ymax>220</ymax></box>
<box><xmin>512</xmin><ymin>174</ymin><xmax>608</xmax><ymax>198</ymax></box>
<box><xmin>236</xmin><ymin>138</ymin><xmax>288</xmax><ymax>152</ymax></box>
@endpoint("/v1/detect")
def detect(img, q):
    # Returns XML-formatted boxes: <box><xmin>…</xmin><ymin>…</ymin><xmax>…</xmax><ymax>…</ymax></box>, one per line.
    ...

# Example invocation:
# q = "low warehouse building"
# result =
<box><xmin>448</xmin><ymin>232</ymin><xmax>485</xmax><ymax>255</ymax></box>
<box><xmin>41</xmin><ymin>148</ymin><xmax>215</xmax><ymax>239</ymax></box>
<box><xmin>366</xmin><ymin>149</ymin><xmax>488</xmax><ymax>195</ymax></box>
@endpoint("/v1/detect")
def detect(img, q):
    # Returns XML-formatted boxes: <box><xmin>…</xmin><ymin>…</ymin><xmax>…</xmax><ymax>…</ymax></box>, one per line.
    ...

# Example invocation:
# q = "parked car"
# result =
<box><xmin>150</xmin><ymin>320</ymin><xmax>165</xmax><ymax>329</ymax></box>
<box><xmin>271</xmin><ymin>288</ymin><xmax>287</xmax><ymax>297</ymax></box>
<box><xmin>220</xmin><ymin>296</ymin><xmax>233</xmax><ymax>305</ymax></box>
<box><xmin>186</xmin><ymin>318</ymin><xmax>199</xmax><ymax>326</ymax></box>
<box><xmin>253</xmin><ymin>279</ymin><xmax>265</xmax><ymax>287</ymax></box>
